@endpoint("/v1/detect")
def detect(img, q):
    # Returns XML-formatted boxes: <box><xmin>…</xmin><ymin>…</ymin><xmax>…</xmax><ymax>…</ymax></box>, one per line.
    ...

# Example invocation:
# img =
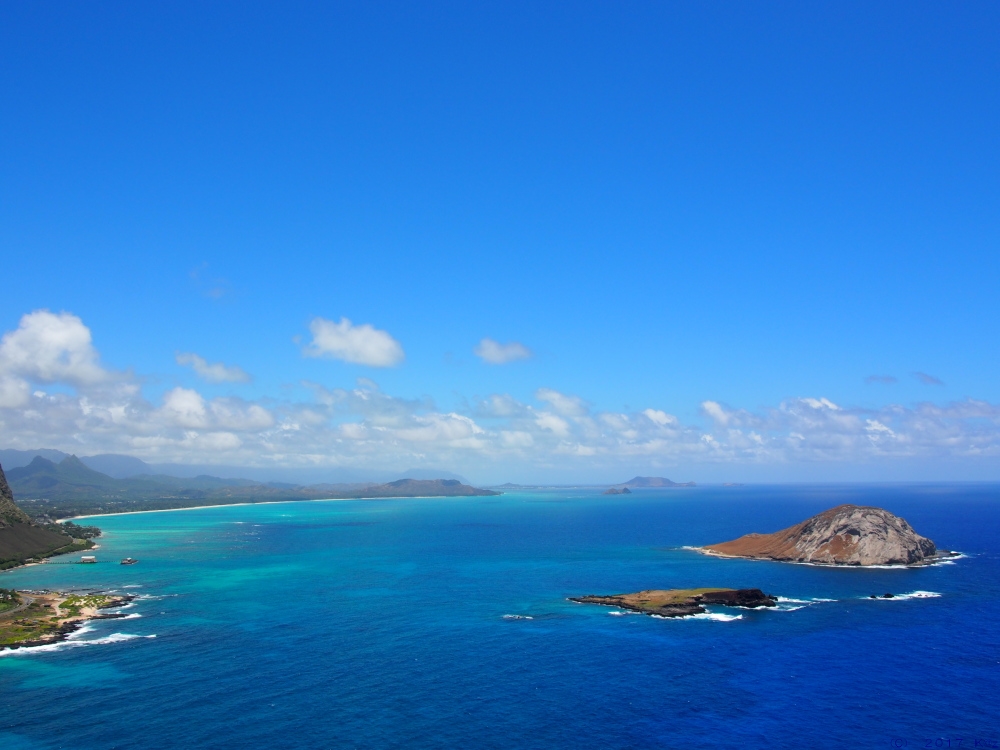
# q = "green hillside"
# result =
<box><xmin>0</xmin><ymin>462</ymin><xmax>85</xmax><ymax>569</ymax></box>
<box><xmin>6</xmin><ymin>457</ymin><xmax>499</xmax><ymax>520</ymax></box>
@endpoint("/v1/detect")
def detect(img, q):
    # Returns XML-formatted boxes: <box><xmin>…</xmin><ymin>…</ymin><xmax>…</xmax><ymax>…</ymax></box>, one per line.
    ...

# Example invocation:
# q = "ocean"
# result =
<box><xmin>1</xmin><ymin>485</ymin><xmax>998</xmax><ymax>749</ymax></box>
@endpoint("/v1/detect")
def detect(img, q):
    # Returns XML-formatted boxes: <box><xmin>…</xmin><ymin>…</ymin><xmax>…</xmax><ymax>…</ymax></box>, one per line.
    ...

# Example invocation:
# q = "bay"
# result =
<box><xmin>1</xmin><ymin>485</ymin><xmax>998</xmax><ymax>749</ymax></box>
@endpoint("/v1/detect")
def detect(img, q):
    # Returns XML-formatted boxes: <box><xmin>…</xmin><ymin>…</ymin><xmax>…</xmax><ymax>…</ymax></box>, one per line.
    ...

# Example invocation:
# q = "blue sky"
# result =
<box><xmin>1</xmin><ymin>2</ymin><xmax>998</xmax><ymax>483</ymax></box>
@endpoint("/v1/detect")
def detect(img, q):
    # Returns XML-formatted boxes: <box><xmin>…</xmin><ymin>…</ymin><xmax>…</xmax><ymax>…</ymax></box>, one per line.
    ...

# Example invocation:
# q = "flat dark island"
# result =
<box><xmin>570</xmin><ymin>588</ymin><xmax>777</xmax><ymax>618</ymax></box>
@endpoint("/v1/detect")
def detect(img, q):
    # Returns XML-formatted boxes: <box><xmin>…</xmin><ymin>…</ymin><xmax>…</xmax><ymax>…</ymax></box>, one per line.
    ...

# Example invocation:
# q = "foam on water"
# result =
<box><xmin>866</xmin><ymin>591</ymin><xmax>942</xmax><ymax>601</ymax></box>
<box><xmin>0</xmin><ymin>627</ymin><xmax>156</xmax><ymax>658</ymax></box>
<box><xmin>681</xmin><ymin>611</ymin><xmax>743</xmax><ymax>622</ymax></box>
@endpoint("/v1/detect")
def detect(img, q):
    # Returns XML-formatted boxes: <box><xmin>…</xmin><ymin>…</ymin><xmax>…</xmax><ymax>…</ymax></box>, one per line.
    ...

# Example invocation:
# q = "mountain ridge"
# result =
<box><xmin>0</xmin><ymin>461</ymin><xmax>83</xmax><ymax>568</ymax></box>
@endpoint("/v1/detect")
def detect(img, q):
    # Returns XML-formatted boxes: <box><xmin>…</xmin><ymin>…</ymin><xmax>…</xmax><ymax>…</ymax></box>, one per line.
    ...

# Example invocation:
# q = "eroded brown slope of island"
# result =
<box><xmin>702</xmin><ymin>504</ymin><xmax>949</xmax><ymax>566</ymax></box>
<box><xmin>570</xmin><ymin>588</ymin><xmax>776</xmax><ymax>618</ymax></box>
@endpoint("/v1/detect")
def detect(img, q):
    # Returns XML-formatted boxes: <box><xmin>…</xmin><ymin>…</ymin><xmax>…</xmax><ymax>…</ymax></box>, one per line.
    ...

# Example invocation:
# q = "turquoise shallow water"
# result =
<box><xmin>1</xmin><ymin>485</ymin><xmax>998</xmax><ymax>749</ymax></box>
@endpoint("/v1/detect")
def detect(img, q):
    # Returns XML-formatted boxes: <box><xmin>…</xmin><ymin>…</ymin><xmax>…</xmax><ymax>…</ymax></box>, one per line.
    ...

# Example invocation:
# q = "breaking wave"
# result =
<box><xmin>866</xmin><ymin>591</ymin><xmax>941</xmax><ymax>601</ymax></box>
<box><xmin>0</xmin><ymin>625</ymin><xmax>156</xmax><ymax>657</ymax></box>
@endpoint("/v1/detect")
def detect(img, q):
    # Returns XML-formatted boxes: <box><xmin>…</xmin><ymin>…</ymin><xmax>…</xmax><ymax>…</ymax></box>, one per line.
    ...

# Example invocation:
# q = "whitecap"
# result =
<box><xmin>122</xmin><ymin>585</ymin><xmax>143</xmax><ymax>589</ymax></box>
<box><xmin>650</xmin><ymin>611</ymin><xmax>742</xmax><ymax>621</ymax></box>
<box><xmin>502</xmin><ymin>614</ymin><xmax>533</xmax><ymax>620</ymax></box>
<box><xmin>926</xmin><ymin>553</ymin><xmax>966</xmax><ymax>566</ymax></box>
<box><xmin>0</xmin><ymin>631</ymin><xmax>155</xmax><ymax>657</ymax></box>
<box><xmin>687</xmin><ymin>611</ymin><xmax>743</xmax><ymax>622</ymax></box>
<box><xmin>868</xmin><ymin>590</ymin><xmax>941</xmax><ymax>601</ymax></box>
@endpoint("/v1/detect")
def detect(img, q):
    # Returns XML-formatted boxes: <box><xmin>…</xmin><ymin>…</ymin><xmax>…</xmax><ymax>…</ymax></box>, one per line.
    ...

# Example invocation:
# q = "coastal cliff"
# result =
<box><xmin>0</xmin><ymin>462</ymin><xmax>32</xmax><ymax>526</ymax></box>
<box><xmin>0</xmin><ymin>462</ymin><xmax>84</xmax><ymax>569</ymax></box>
<box><xmin>702</xmin><ymin>504</ymin><xmax>943</xmax><ymax>566</ymax></box>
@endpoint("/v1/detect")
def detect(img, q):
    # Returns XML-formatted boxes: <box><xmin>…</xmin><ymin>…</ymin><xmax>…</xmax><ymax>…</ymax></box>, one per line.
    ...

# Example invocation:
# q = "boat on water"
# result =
<box><xmin>120</xmin><ymin>557</ymin><xmax>138</xmax><ymax>565</ymax></box>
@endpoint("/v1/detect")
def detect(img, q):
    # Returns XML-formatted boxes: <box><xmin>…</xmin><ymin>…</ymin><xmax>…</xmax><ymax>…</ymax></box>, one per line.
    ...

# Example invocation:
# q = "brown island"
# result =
<box><xmin>700</xmin><ymin>504</ymin><xmax>954</xmax><ymax>566</ymax></box>
<box><xmin>0</xmin><ymin>590</ymin><xmax>134</xmax><ymax>649</ymax></box>
<box><xmin>570</xmin><ymin>588</ymin><xmax>777</xmax><ymax>618</ymax></box>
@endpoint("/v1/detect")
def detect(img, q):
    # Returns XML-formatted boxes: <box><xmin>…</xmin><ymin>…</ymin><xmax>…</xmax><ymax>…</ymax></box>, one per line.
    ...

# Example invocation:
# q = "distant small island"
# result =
<box><xmin>0</xmin><ymin>589</ymin><xmax>134</xmax><ymax>649</ymax></box>
<box><xmin>700</xmin><ymin>504</ymin><xmax>955</xmax><ymax>566</ymax></box>
<box><xmin>570</xmin><ymin>588</ymin><xmax>776</xmax><ymax>618</ymax></box>
<box><xmin>615</xmin><ymin>476</ymin><xmax>696</xmax><ymax>489</ymax></box>
<box><xmin>603</xmin><ymin>487</ymin><xmax>631</xmax><ymax>495</ymax></box>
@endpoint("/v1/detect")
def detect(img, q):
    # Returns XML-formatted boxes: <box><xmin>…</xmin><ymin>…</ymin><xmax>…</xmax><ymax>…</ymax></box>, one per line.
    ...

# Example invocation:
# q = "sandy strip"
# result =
<box><xmin>57</xmin><ymin>494</ymin><xmax>466</xmax><ymax>522</ymax></box>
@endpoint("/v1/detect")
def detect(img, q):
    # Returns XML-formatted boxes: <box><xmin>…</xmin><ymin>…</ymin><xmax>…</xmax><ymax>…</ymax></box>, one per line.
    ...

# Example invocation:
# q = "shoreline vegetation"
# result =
<box><xmin>0</xmin><ymin>589</ymin><xmax>134</xmax><ymax>650</ymax></box>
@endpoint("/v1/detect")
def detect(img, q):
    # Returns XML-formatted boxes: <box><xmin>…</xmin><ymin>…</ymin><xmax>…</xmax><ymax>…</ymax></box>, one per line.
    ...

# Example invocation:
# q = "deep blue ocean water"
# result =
<box><xmin>1</xmin><ymin>485</ymin><xmax>998</xmax><ymax>749</ymax></box>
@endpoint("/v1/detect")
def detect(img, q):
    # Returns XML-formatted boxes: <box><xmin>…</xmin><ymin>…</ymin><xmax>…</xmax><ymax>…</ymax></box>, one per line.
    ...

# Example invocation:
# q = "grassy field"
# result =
<box><xmin>0</xmin><ymin>592</ymin><xmax>125</xmax><ymax>648</ymax></box>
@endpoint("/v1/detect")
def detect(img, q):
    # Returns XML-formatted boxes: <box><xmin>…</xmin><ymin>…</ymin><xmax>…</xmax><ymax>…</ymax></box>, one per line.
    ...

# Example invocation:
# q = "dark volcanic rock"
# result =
<box><xmin>570</xmin><ymin>587</ymin><xmax>777</xmax><ymax>618</ymax></box>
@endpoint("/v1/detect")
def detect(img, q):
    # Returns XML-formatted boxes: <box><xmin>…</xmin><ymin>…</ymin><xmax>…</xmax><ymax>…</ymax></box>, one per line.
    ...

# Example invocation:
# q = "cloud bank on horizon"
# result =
<box><xmin>0</xmin><ymin>310</ymin><xmax>996</xmax><ymax>481</ymax></box>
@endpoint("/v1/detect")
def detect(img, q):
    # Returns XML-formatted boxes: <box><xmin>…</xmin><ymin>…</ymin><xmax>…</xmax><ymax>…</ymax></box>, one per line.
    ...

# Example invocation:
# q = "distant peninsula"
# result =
<box><xmin>5</xmin><ymin>455</ymin><xmax>498</xmax><ymax>521</ymax></box>
<box><xmin>571</xmin><ymin>588</ymin><xmax>776</xmax><ymax>618</ymax></box>
<box><xmin>701</xmin><ymin>504</ymin><xmax>953</xmax><ymax>566</ymax></box>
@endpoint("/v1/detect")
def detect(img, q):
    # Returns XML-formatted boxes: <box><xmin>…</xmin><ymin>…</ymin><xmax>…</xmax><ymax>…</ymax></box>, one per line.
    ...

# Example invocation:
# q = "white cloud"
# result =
<box><xmin>0</xmin><ymin>376</ymin><xmax>30</xmax><ymax>409</ymax></box>
<box><xmin>0</xmin><ymin>311</ymin><xmax>115</xmax><ymax>401</ymax></box>
<box><xmin>303</xmin><ymin>317</ymin><xmax>404</xmax><ymax>367</ymax></box>
<box><xmin>643</xmin><ymin>408</ymin><xmax>677</xmax><ymax>426</ymax></box>
<box><xmin>176</xmin><ymin>352</ymin><xmax>251</xmax><ymax>383</ymax></box>
<box><xmin>474</xmin><ymin>338</ymin><xmax>532</xmax><ymax>364</ymax></box>
<box><xmin>500</xmin><ymin>430</ymin><xmax>534</xmax><ymax>448</ymax></box>
<box><xmin>535</xmin><ymin>388</ymin><xmax>587</xmax><ymax>417</ymax></box>
<box><xmin>477</xmin><ymin>394</ymin><xmax>528</xmax><ymax>418</ymax></box>
<box><xmin>535</xmin><ymin>412</ymin><xmax>570</xmax><ymax>437</ymax></box>
<box><xmin>802</xmin><ymin>397</ymin><xmax>841</xmax><ymax>411</ymax></box>
<box><xmin>1</xmin><ymin>311</ymin><xmax>999</xmax><ymax>477</ymax></box>
<box><xmin>701</xmin><ymin>400</ymin><xmax>730</xmax><ymax>426</ymax></box>
<box><xmin>161</xmin><ymin>387</ymin><xmax>209</xmax><ymax>428</ymax></box>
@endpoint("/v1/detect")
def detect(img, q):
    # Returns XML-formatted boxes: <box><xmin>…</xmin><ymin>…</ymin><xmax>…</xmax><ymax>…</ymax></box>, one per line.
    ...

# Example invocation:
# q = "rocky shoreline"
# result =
<box><xmin>570</xmin><ymin>588</ymin><xmax>777</xmax><ymax>618</ymax></box>
<box><xmin>0</xmin><ymin>591</ymin><xmax>135</xmax><ymax>650</ymax></box>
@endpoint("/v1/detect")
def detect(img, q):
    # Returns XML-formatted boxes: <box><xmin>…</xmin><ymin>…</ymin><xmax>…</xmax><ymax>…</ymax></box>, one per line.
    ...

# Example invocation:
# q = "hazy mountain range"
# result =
<box><xmin>0</xmin><ymin>451</ymin><xmax>496</xmax><ymax>522</ymax></box>
<box><xmin>0</xmin><ymin>448</ymin><xmax>468</xmax><ymax>484</ymax></box>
